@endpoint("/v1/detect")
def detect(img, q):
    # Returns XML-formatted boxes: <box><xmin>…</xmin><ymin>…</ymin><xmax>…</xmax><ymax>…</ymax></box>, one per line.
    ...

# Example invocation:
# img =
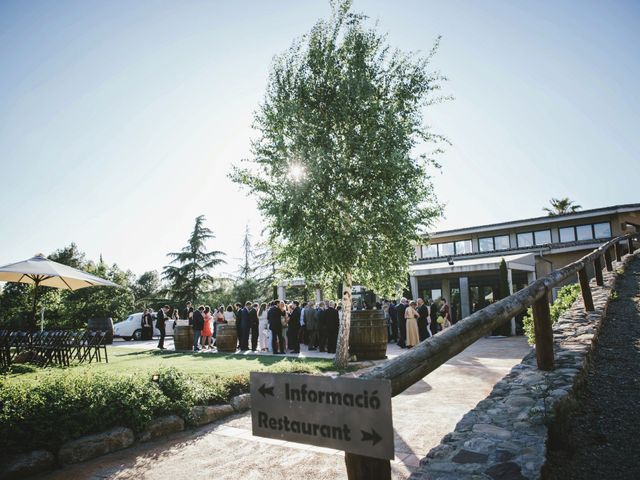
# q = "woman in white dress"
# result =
<box><xmin>223</xmin><ymin>305</ymin><xmax>236</xmax><ymax>324</ymax></box>
<box><xmin>258</xmin><ymin>303</ymin><xmax>269</xmax><ymax>351</ymax></box>
<box><xmin>404</xmin><ymin>301</ymin><xmax>420</xmax><ymax>348</ymax></box>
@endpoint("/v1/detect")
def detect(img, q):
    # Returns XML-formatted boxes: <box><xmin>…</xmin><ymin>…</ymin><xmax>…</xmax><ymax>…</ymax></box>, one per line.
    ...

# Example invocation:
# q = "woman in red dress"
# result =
<box><xmin>201</xmin><ymin>306</ymin><xmax>213</xmax><ymax>350</ymax></box>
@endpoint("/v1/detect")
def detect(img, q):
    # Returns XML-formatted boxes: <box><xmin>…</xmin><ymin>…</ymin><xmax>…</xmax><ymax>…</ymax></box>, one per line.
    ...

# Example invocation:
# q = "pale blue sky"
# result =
<box><xmin>1</xmin><ymin>0</ymin><xmax>638</xmax><ymax>278</ymax></box>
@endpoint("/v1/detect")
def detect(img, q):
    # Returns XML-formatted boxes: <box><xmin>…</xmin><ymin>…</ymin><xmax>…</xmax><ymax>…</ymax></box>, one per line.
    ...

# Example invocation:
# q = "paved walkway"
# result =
<box><xmin>544</xmin><ymin>255</ymin><xmax>640</xmax><ymax>479</ymax></box>
<box><xmin>37</xmin><ymin>337</ymin><xmax>531</xmax><ymax>480</ymax></box>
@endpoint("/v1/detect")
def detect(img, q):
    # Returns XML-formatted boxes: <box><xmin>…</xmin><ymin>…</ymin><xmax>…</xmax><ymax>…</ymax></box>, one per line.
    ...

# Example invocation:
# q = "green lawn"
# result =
<box><xmin>3</xmin><ymin>347</ymin><xmax>337</xmax><ymax>383</ymax></box>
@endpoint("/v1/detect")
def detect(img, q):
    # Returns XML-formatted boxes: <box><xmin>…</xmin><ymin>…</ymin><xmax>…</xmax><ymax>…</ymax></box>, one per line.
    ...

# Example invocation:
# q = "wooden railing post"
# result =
<box><xmin>345</xmin><ymin>453</ymin><xmax>391</xmax><ymax>480</ymax></box>
<box><xmin>604</xmin><ymin>248</ymin><xmax>613</xmax><ymax>271</ymax></box>
<box><xmin>594</xmin><ymin>256</ymin><xmax>604</xmax><ymax>286</ymax></box>
<box><xmin>615</xmin><ymin>242</ymin><xmax>623</xmax><ymax>262</ymax></box>
<box><xmin>531</xmin><ymin>289</ymin><xmax>554</xmax><ymax>371</ymax></box>
<box><xmin>628</xmin><ymin>237</ymin><xmax>635</xmax><ymax>255</ymax></box>
<box><xmin>577</xmin><ymin>267</ymin><xmax>594</xmax><ymax>311</ymax></box>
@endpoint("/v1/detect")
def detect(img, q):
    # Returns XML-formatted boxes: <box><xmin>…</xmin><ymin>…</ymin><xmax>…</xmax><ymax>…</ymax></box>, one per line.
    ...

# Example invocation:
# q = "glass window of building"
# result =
<box><xmin>517</xmin><ymin>232</ymin><xmax>534</xmax><ymax>247</ymax></box>
<box><xmin>422</xmin><ymin>244</ymin><xmax>438</xmax><ymax>258</ymax></box>
<box><xmin>438</xmin><ymin>242</ymin><xmax>455</xmax><ymax>256</ymax></box>
<box><xmin>494</xmin><ymin>235</ymin><xmax>510</xmax><ymax>250</ymax></box>
<box><xmin>534</xmin><ymin>230</ymin><xmax>552</xmax><ymax>245</ymax></box>
<box><xmin>479</xmin><ymin>237</ymin><xmax>494</xmax><ymax>252</ymax></box>
<box><xmin>576</xmin><ymin>225</ymin><xmax>593</xmax><ymax>241</ymax></box>
<box><xmin>593</xmin><ymin>222</ymin><xmax>612</xmax><ymax>239</ymax></box>
<box><xmin>455</xmin><ymin>240</ymin><xmax>473</xmax><ymax>254</ymax></box>
<box><xmin>559</xmin><ymin>227</ymin><xmax>576</xmax><ymax>243</ymax></box>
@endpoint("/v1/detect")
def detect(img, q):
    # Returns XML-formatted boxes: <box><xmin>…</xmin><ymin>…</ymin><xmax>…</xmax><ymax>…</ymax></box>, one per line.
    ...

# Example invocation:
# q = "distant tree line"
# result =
<box><xmin>0</xmin><ymin>216</ymin><xmax>279</xmax><ymax>329</ymax></box>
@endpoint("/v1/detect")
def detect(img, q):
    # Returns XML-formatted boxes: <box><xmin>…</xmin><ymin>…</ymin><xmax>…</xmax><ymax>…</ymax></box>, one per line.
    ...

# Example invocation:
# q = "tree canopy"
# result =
<box><xmin>162</xmin><ymin>215</ymin><xmax>226</xmax><ymax>303</ymax></box>
<box><xmin>542</xmin><ymin>197</ymin><xmax>582</xmax><ymax>216</ymax></box>
<box><xmin>231</xmin><ymin>0</ymin><xmax>447</xmax><ymax>366</ymax></box>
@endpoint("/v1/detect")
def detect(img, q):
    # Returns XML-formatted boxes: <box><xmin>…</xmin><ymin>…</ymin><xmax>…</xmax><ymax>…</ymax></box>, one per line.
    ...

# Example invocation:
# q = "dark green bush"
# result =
<box><xmin>523</xmin><ymin>283</ymin><xmax>581</xmax><ymax>344</ymax></box>
<box><xmin>0</xmin><ymin>372</ymin><xmax>167</xmax><ymax>455</ymax></box>
<box><xmin>0</xmin><ymin>362</ymin><xmax>316</xmax><ymax>456</ymax></box>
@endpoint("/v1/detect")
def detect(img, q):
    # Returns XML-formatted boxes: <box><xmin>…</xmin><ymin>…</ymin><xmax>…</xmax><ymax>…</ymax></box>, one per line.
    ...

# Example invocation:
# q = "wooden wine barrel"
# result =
<box><xmin>216</xmin><ymin>324</ymin><xmax>238</xmax><ymax>353</ymax></box>
<box><xmin>174</xmin><ymin>325</ymin><xmax>194</xmax><ymax>351</ymax></box>
<box><xmin>88</xmin><ymin>317</ymin><xmax>114</xmax><ymax>345</ymax></box>
<box><xmin>348</xmin><ymin>309</ymin><xmax>387</xmax><ymax>360</ymax></box>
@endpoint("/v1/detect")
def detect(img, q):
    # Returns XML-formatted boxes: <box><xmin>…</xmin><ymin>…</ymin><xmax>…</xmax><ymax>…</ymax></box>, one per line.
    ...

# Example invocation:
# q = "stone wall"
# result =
<box><xmin>409</xmin><ymin>252</ymin><xmax>634</xmax><ymax>480</ymax></box>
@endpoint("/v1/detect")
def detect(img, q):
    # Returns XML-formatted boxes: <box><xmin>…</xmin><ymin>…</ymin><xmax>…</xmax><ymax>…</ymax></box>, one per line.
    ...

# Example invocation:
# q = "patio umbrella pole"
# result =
<box><xmin>30</xmin><ymin>279</ymin><xmax>39</xmax><ymax>334</ymax></box>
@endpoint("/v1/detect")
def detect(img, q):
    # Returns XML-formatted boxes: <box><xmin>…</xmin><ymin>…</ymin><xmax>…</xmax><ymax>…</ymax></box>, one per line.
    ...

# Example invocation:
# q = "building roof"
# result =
<box><xmin>429</xmin><ymin>203</ymin><xmax>640</xmax><ymax>239</ymax></box>
<box><xmin>409</xmin><ymin>252</ymin><xmax>536</xmax><ymax>276</ymax></box>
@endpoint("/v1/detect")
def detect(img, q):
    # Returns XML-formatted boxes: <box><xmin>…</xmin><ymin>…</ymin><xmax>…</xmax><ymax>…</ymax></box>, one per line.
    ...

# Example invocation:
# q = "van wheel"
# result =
<box><xmin>133</xmin><ymin>329</ymin><xmax>142</xmax><ymax>341</ymax></box>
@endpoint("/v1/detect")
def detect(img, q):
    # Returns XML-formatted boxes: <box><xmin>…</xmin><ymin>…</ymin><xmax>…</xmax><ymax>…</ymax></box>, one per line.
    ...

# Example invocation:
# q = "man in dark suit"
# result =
<box><xmin>287</xmin><ymin>301</ymin><xmax>301</xmax><ymax>353</ymax></box>
<box><xmin>388</xmin><ymin>300</ymin><xmax>397</xmax><ymax>342</ymax></box>
<box><xmin>156</xmin><ymin>305</ymin><xmax>169</xmax><ymax>349</ymax></box>
<box><xmin>317</xmin><ymin>302</ymin><xmax>328</xmax><ymax>352</ymax></box>
<box><xmin>303</xmin><ymin>302</ymin><xmax>318</xmax><ymax>350</ymax></box>
<box><xmin>396</xmin><ymin>297</ymin><xmax>408</xmax><ymax>348</ymax></box>
<box><xmin>192</xmin><ymin>305</ymin><xmax>205</xmax><ymax>351</ymax></box>
<box><xmin>416</xmin><ymin>298</ymin><xmax>430</xmax><ymax>341</ymax></box>
<box><xmin>430</xmin><ymin>299</ymin><xmax>440</xmax><ymax>335</ymax></box>
<box><xmin>238</xmin><ymin>301</ymin><xmax>251</xmax><ymax>351</ymax></box>
<box><xmin>249</xmin><ymin>303</ymin><xmax>260</xmax><ymax>351</ymax></box>
<box><xmin>268</xmin><ymin>301</ymin><xmax>286</xmax><ymax>354</ymax></box>
<box><xmin>184</xmin><ymin>302</ymin><xmax>194</xmax><ymax>325</ymax></box>
<box><xmin>324</xmin><ymin>301</ymin><xmax>340</xmax><ymax>354</ymax></box>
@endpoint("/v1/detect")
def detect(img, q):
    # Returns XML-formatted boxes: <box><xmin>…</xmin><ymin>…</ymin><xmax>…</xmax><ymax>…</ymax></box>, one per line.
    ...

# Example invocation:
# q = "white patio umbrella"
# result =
<box><xmin>0</xmin><ymin>253</ymin><xmax>119</xmax><ymax>330</ymax></box>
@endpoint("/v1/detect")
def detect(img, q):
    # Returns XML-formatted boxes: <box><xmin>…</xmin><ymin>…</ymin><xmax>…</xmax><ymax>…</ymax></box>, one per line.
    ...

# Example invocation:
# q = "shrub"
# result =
<box><xmin>0</xmin><ymin>372</ymin><xmax>168</xmax><ymax>455</ymax></box>
<box><xmin>523</xmin><ymin>283</ymin><xmax>581</xmax><ymax>345</ymax></box>
<box><xmin>0</xmin><ymin>360</ymin><xmax>320</xmax><ymax>456</ymax></box>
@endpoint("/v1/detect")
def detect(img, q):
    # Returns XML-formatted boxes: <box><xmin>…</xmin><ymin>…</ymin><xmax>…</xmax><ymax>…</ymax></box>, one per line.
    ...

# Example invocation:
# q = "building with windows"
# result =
<box><xmin>410</xmin><ymin>203</ymin><xmax>640</xmax><ymax>325</ymax></box>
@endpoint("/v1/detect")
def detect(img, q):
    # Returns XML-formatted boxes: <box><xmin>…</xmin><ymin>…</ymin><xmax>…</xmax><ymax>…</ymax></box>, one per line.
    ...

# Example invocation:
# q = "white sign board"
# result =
<box><xmin>250</xmin><ymin>372</ymin><xmax>394</xmax><ymax>459</ymax></box>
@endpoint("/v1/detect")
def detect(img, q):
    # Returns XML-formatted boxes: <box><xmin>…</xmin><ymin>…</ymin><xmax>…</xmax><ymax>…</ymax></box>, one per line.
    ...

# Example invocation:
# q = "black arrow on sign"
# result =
<box><xmin>258</xmin><ymin>384</ymin><xmax>274</xmax><ymax>398</ymax></box>
<box><xmin>361</xmin><ymin>429</ymin><xmax>382</xmax><ymax>446</ymax></box>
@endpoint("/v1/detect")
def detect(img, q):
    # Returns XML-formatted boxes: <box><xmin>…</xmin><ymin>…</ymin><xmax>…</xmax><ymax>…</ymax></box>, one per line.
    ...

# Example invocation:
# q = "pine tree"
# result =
<box><xmin>239</xmin><ymin>225</ymin><xmax>253</xmax><ymax>281</ymax></box>
<box><xmin>162</xmin><ymin>215</ymin><xmax>226</xmax><ymax>303</ymax></box>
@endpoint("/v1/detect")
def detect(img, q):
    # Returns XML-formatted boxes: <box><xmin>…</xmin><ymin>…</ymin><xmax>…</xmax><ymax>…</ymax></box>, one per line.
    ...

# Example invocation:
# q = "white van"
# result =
<box><xmin>113</xmin><ymin>312</ymin><xmax>176</xmax><ymax>341</ymax></box>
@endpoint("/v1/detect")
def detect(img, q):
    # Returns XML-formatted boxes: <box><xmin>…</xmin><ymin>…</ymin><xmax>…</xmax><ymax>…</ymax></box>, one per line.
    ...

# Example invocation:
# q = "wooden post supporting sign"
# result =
<box><xmin>577</xmin><ymin>268</ymin><xmax>594</xmax><ymax>312</ymax></box>
<box><xmin>345</xmin><ymin>453</ymin><xmax>391</xmax><ymax>480</ymax></box>
<box><xmin>594</xmin><ymin>257</ymin><xmax>604</xmax><ymax>287</ymax></box>
<box><xmin>531</xmin><ymin>289</ymin><xmax>554</xmax><ymax>371</ymax></box>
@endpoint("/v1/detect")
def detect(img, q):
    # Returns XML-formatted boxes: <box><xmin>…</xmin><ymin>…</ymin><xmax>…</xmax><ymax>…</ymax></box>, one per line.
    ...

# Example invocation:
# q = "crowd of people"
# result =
<box><xmin>181</xmin><ymin>300</ymin><xmax>343</xmax><ymax>354</ymax></box>
<box><xmin>142</xmin><ymin>296</ymin><xmax>452</xmax><ymax>353</ymax></box>
<box><xmin>382</xmin><ymin>297</ymin><xmax>451</xmax><ymax>349</ymax></box>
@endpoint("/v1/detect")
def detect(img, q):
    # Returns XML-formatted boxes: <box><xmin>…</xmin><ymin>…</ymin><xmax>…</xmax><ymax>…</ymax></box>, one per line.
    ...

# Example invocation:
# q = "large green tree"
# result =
<box><xmin>132</xmin><ymin>270</ymin><xmax>162</xmax><ymax>306</ymax></box>
<box><xmin>231</xmin><ymin>0</ymin><xmax>446</xmax><ymax>367</ymax></box>
<box><xmin>162</xmin><ymin>215</ymin><xmax>226</xmax><ymax>303</ymax></box>
<box><xmin>542</xmin><ymin>197</ymin><xmax>582</xmax><ymax>216</ymax></box>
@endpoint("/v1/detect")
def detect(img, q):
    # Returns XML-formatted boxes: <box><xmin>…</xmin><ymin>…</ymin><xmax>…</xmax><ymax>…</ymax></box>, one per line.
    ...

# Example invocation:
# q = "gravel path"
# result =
<box><xmin>544</xmin><ymin>256</ymin><xmax>640</xmax><ymax>479</ymax></box>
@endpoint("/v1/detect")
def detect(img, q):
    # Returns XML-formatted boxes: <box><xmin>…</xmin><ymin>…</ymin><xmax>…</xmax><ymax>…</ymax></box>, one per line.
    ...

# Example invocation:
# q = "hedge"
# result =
<box><xmin>0</xmin><ymin>361</ymin><xmax>321</xmax><ymax>457</ymax></box>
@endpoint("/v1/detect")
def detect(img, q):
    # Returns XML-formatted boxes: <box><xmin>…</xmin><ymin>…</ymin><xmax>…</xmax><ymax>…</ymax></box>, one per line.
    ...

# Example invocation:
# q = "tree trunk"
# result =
<box><xmin>335</xmin><ymin>271</ymin><xmax>353</xmax><ymax>369</ymax></box>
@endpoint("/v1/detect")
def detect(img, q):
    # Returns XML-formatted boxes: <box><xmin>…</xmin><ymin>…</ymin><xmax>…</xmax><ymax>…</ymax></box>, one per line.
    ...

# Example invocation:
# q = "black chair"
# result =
<box><xmin>0</xmin><ymin>330</ymin><xmax>10</xmax><ymax>368</ymax></box>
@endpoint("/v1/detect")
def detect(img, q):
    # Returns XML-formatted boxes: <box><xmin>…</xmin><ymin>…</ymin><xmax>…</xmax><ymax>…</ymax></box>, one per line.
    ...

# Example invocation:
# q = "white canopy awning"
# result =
<box><xmin>410</xmin><ymin>252</ymin><xmax>536</xmax><ymax>277</ymax></box>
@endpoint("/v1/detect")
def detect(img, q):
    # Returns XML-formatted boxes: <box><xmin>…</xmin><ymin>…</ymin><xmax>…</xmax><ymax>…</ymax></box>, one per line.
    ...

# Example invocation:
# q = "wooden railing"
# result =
<box><xmin>345</xmin><ymin>232</ymin><xmax>639</xmax><ymax>479</ymax></box>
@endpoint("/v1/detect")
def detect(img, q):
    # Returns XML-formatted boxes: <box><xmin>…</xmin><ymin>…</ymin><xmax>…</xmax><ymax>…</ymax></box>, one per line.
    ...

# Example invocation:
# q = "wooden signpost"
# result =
<box><xmin>250</xmin><ymin>372</ymin><xmax>394</xmax><ymax>460</ymax></box>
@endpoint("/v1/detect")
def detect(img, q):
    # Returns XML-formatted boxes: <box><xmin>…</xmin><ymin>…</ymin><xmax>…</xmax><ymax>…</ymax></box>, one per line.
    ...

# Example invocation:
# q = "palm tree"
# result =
<box><xmin>162</xmin><ymin>215</ymin><xmax>226</xmax><ymax>303</ymax></box>
<box><xmin>542</xmin><ymin>198</ymin><xmax>582</xmax><ymax>216</ymax></box>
